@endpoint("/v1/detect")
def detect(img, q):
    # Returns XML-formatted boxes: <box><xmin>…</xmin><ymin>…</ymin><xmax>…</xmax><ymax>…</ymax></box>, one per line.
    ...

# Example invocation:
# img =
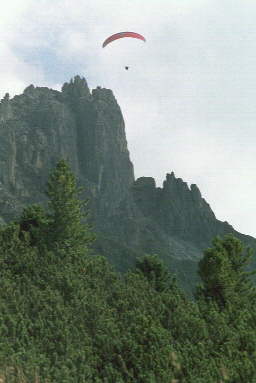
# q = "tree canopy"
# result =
<box><xmin>0</xmin><ymin>160</ymin><xmax>255</xmax><ymax>382</ymax></box>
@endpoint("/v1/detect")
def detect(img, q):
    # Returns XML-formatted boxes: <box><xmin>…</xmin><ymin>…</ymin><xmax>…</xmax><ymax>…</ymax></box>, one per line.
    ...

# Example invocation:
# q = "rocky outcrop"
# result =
<box><xmin>0</xmin><ymin>76</ymin><xmax>134</xmax><ymax>224</ymax></box>
<box><xmin>0</xmin><ymin>75</ymin><xmax>255</xmax><ymax>295</ymax></box>
<box><xmin>129</xmin><ymin>172</ymin><xmax>248</xmax><ymax>251</ymax></box>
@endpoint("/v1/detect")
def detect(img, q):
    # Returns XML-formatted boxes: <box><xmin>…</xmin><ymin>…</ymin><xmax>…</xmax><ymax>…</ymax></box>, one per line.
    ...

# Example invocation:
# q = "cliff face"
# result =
<box><xmin>0</xmin><ymin>76</ymin><xmax>134</xmax><ymax>226</ymax></box>
<box><xmin>131</xmin><ymin>173</ymin><xmax>235</xmax><ymax>249</ymax></box>
<box><xmin>0</xmin><ymin>76</ymin><xmax>255</xmax><ymax>294</ymax></box>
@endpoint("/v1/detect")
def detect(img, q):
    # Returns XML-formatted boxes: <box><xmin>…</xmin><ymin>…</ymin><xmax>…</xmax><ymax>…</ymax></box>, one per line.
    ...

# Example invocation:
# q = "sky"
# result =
<box><xmin>1</xmin><ymin>0</ymin><xmax>256</xmax><ymax>236</ymax></box>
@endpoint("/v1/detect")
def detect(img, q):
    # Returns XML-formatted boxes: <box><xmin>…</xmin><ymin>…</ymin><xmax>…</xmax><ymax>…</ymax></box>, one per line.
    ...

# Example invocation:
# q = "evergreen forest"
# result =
<box><xmin>0</xmin><ymin>160</ymin><xmax>256</xmax><ymax>382</ymax></box>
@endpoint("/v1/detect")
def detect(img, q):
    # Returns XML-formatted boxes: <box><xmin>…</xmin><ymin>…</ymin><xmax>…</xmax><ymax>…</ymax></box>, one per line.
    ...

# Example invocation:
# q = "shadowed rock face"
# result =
<box><xmin>0</xmin><ymin>75</ymin><xmax>255</xmax><ymax>295</ymax></box>
<box><xmin>0</xmin><ymin>76</ymin><xmax>134</xmax><ymax>224</ymax></box>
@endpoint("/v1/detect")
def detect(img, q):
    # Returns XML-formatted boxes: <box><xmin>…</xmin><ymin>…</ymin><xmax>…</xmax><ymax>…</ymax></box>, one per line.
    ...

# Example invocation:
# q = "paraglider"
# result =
<box><xmin>102</xmin><ymin>32</ymin><xmax>146</xmax><ymax>71</ymax></box>
<box><xmin>102</xmin><ymin>32</ymin><xmax>146</xmax><ymax>48</ymax></box>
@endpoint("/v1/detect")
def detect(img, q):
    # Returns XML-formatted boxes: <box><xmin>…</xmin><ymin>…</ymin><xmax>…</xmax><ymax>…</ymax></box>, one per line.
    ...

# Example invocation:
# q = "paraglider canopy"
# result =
<box><xmin>102</xmin><ymin>32</ymin><xmax>146</xmax><ymax>48</ymax></box>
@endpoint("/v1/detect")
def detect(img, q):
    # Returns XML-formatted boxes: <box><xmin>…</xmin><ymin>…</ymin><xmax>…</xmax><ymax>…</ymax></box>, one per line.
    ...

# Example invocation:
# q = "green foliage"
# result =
<box><xmin>17</xmin><ymin>205</ymin><xmax>49</xmax><ymax>247</ymax></box>
<box><xmin>196</xmin><ymin>234</ymin><xmax>256</xmax><ymax>309</ymax></box>
<box><xmin>194</xmin><ymin>235</ymin><xmax>256</xmax><ymax>382</ymax></box>
<box><xmin>0</xmin><ymin>162</ymin><xmax>256</xmax><ymax>381</ymax></box>
<box><xmin>46</xmin><ymin>159</ymin><xmax>95</xmax><ymax>252</ymax></box>
<box><xmin>135</xmin><ymin>254</ymin><xmax>172</xmax><ymax>292</ymax></box>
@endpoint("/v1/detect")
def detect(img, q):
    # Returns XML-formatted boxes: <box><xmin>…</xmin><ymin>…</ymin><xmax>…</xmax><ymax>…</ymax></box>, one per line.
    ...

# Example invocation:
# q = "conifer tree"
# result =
<box><xmin>45</xmin><ymin>159</ymin><xmax>94</xmax><ymax>253</ymax></box>
<box><xmin>196</xmin><ymin>234</ymin><xmax>256</xmax><ymax>309</ymax></box>
<box><xmin>135</xmin><ymin>254</ymin><xmax>172</xmax><ymax>292</ymax></box>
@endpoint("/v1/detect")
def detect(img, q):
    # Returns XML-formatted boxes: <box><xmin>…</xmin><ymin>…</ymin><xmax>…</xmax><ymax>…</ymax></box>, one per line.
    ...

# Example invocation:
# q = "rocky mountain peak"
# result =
<box><xmin>62</xmin><ymin>75</ymin><xmax>91</xmax><ymax>101</ymax></box>
<box><xmin>0</xmin><ymin>93</ymin><xmax>13</xmax><ymax>122</ymax></box>
<box><xmin>23</xmin><ymin>84</ymin><xmax>35</xmax><ymax>95</ymax></box>
<box><xmin>0</xmin><ymin>76</ymin><xmax>134</xmax><ymax>225</ymax></box>
<box><xmin>190</xmin><ymin>183</ymin><xmax>202</xmax><ymax>200</ymax></box>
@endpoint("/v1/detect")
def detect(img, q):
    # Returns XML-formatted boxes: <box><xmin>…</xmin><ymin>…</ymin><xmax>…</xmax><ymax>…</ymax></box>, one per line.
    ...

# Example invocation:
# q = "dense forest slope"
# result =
<box><xmin>0</xmin><ymin>75</ymin><xmax>255</xmax><ymax>293</ymax></box>
<box><xmin>1</xmin><ymin>160</ymin><xmax>256</xmax><ymax>382</ymax></box>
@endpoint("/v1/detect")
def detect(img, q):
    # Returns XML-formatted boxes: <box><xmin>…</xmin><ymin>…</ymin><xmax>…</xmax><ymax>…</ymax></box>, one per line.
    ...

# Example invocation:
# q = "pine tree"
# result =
<box><xmin>135</xmin><ymin>254</ymin><xmax>172</xmax><ymax>292</ymax></box>
<box><xmin>195</xmin><ymin>234</ymin><xmax>256</xmax><ymax>309</ymax></box>
<box><xmin>195</xmin><ymin>235</ymin><xmax>256</xmax><ymax>382</ymax></box>
<box><xmin>45</xmin><ymin>159</ymin><xmax>95</xmax><ymax>253</ymax></box>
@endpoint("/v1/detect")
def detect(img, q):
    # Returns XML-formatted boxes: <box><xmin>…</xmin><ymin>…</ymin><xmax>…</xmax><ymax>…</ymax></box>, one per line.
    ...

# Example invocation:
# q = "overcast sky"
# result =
<box><xmin>1</xmin><ymin>0</ymin><xmax>256</xmax><ymax>236</ymax></box>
